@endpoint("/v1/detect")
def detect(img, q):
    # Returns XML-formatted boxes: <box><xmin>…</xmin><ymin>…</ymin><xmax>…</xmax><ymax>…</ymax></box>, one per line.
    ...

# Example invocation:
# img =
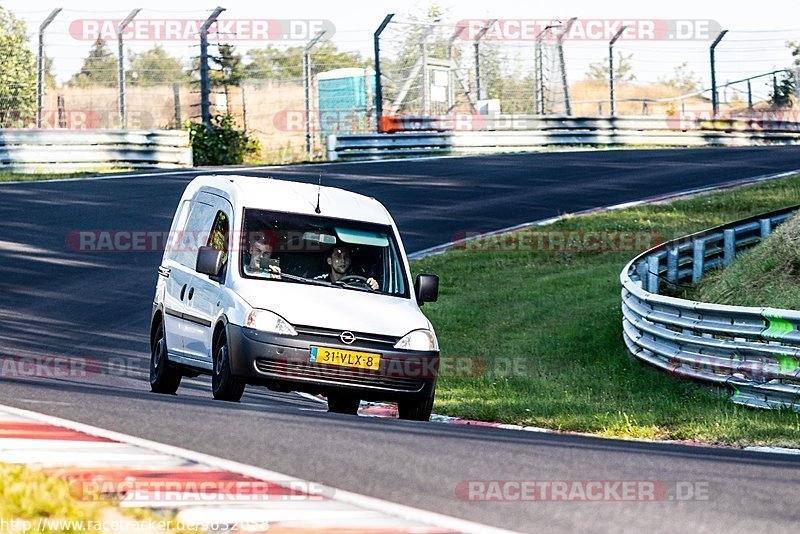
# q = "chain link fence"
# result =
<box><xmin>2</xmin><ymin>7</ymin><xmax>799</xmax><ymax>163</ymax></box>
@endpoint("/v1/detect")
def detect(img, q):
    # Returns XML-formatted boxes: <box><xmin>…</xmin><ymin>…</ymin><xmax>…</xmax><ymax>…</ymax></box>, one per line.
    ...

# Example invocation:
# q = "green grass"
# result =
<box><xmin>0</xmin><ymin>169</ymin><xmax>133</xmax><ymax>182</ymax></box>
<box><xmin>690</xmin><ymin>212</ymin><xmax>800</xmax><ymax>309</ymax></box>
<box><xmin>412</xmin><ymin>174</ymin><xmax>800</xmax><ymax>447</ymax></box>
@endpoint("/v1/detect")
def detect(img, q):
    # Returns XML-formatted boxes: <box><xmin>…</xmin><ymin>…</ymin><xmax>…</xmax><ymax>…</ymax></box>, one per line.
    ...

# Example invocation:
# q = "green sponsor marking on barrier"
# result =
<box><xmin>776</xmin><ymin>354</ymin><xmax>800</xmax><ymax>375</ymax></box>
<box><xmin>762</xmin><ymin>311</ymin><xmax>794</xmax><ymax>340</ymax></box>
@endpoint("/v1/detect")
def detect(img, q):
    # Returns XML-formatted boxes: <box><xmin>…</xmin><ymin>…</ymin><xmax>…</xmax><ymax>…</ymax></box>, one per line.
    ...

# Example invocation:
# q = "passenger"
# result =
<box><xmin>245</xmin><ymin>234</ymin><xmax>281</xmax><ymax>278</ymax></box>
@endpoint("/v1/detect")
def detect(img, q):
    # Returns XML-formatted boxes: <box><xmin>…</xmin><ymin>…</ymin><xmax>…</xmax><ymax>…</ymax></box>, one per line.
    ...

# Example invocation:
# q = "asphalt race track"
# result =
<box><xmin>1</xmin><ymin>147</ymin><xmax>800</xmax><ymax>532</ymax></box>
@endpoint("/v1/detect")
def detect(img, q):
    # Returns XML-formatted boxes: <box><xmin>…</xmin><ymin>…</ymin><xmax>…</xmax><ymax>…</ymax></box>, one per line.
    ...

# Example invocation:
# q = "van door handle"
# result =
<box><xmin>180</xmin><ymin>284</ymin><xmax>187</xmax><ymax>300</ymax></box>
<box><xmin>188</xmin><ymin>287</ymin><xmax>194</xmax><ymax>300</ymax></box>
<box><xmin>158</xmin><ymin>266</ymin><xmax>171</xmax><ymax>278</ymax></box>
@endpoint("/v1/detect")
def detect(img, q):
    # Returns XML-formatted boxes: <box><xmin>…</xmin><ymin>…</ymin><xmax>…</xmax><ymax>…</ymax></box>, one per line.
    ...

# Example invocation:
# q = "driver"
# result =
<box><xmin>317</xmin><ymin>245</ymin><xmax>379</xmax><ymax>290</ymax></box>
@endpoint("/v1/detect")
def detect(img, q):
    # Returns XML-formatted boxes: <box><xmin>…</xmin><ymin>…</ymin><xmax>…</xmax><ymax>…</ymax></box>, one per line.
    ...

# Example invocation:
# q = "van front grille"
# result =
<box><xmin>254</xmin><ymin>359</ymin><xmax>425</xmax><ymax>392</ymax></box>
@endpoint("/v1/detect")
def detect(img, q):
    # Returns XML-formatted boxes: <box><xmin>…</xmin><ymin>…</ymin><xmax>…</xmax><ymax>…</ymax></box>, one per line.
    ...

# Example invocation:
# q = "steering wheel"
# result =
<box><xmin>338</xmin><ymin>275</ymin><xmax>373</xmax><ymax>289</ymax></box>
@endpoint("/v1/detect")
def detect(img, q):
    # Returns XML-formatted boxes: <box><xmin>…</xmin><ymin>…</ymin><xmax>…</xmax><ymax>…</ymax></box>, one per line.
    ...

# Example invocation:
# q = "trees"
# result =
<box><xmin>127</xmin><ymin>46</ymin><xmax>187</xmax><ymax>86</ymax></box>
<box><xmin>0</xmin><ymin>6</ymin><xmax>37</xmax><ymax>126</ymax></box>
<box><xmin>243</xmin><ymin>43</ymin><xmax>366</xmax><ymax>82</ymax></box>
<box><xmin>659</xmin><ymin>62</ymin><xmax>701</xmax><ymax>94</ymax></box>
<box><xmin>68</xmin><ymin>38</ymin><xmax>118</xmax><ymax>87</ymax></box>
<box><xmin>586</xmin><ymin>53</ymin><xmax>635</xmax><ymax>83</ymax></box>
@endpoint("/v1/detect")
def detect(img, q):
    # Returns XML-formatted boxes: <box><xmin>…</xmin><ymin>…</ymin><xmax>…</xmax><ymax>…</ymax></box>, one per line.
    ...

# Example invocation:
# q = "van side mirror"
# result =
<box><xmin>196</xmin><ymin>246</ymin><xmax>224</xmax><ymax>277</ymax></box>
<box><xmin>414</xmin><ymin>274</ymin><xmax>439</xmax><ymax>304</ymax></box>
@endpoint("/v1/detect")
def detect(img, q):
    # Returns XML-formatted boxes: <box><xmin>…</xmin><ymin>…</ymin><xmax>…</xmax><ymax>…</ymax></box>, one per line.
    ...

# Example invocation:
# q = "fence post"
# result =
<box><xmin>200</xmin><ymin>7</ymin><xmax>225</xmax><ymax>128</ymax></box>
<box><xmin>723</xmin><ymin>228</ymin><xmax>736</xmax><ymax>265</ymax></box>
<box><xmin>557</xmin><ymin>18</ymin><xmax>576</xmax><ymax>116</ymax></box>
<box><xmin>666</xmin><ymin>247</ymin><xmax>679</xmax><ymax>282</ymax></box>
<box><xmin>795</xmin><ymin>67</ymin><xmax>800</xmax><ymax>100</ymax></box>
<box><xmin>57</xmin><ymin>94</ymin><xmax>66</xmax><ymax>128</ymax></box>
<box><xmin>326</xmin><ymin>134</ymin><xmax>338</xmax><ymax>161</ymax></box>
<box><xmin>535</xmin><ymin>24</ymin><xmax>559</xmax><ymax>114</ymax></box>
<box><xmin>636</xmin><ymin>262</ymin><xmax>649</xmax><ymax>292</ymax></box>
<box><xmin>373</xmin><ymin>14</ymin><xmax>394</xmax><ymax>133</ymax></box>
<box><xmin>421</xmin><ymin>29</ymin><xmax>430</xmax><ymax>115</ymax></box>
<box><xmin>692</xmin><ymin>239</ymin><xmax>705</xmax><ymax>283</ymax></box>
<box><xmin>304</xmin><ymin>30</ymin><xmax>327</xmax><ymax>157</ymax></box>
<box><xmin>36</xmin><ymin>8</ymin><xmax>61</xmax><ymax>129</ymax></box>
<box><xmin>473</xmin><ymin>20</ymin><xmax>496</xmax><ymax>102</ymax></box>
<box><xmin>609</xmin><ymin>26</ymin><xmax>627</xmax><ymax>117</ymax></box>
<box><xmin>759</xmin><ymin>218</ymin><xmax>771</xmax><ymax>239</ymax></box>
<box><xmin>647</xmin><ymin>255</ymin><xmax>660</xmax><ymax>295</ymax></box>
<box><xmin>117</xmin><ymin>9</ymin><xmax>141</xmax><ymax>129</ymax></box>
<box><xmin>172</xmin><ymin>83</ymin><xmax>182</xmax><ymax>128</ymax></box>
<box><xmin>710</xmin><ymin>30</ymin><xmax>728</xmax><ymax>117</ymax></box>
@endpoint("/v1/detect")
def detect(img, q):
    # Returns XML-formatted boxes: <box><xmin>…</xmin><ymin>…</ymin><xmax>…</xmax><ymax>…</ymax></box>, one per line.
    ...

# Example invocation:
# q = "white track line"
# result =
<box><xmin>0</xmin><ymin>403</ymin><xmax>518</xmax><ymax>534</ymax></box>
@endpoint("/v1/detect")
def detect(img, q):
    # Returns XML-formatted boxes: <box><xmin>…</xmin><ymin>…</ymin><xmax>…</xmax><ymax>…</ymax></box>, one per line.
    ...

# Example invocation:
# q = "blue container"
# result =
<box><xmin>317</xmin><ymin>68</ymin><xmax>376</xmax><ymax>134</ymax></box>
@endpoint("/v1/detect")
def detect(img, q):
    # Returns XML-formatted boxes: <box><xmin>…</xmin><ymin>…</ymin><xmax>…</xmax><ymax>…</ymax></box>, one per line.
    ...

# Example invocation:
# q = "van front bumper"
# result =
<box><xmin>226</xmin><ymin>324</ymin><xmax>438</xmax><ymax>402</ymax></box>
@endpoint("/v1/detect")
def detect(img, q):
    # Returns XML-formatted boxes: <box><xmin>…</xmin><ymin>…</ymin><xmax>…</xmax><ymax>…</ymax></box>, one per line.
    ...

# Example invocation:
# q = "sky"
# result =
<box><xmin>3</xmin><ymin>0</ymin><xmax>799</xmax><ymax>100</ymax></box>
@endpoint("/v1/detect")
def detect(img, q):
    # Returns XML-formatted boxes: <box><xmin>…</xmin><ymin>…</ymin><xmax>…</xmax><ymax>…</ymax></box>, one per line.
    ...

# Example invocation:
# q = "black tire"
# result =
<box><xmin>327</xmin><ymin>394</ymin><xmax>360</xmax><ymax>415</ymax></box>
<box><xmin>398</xmin><ymin>393</ymin><xmax>435</xmax><ymax>421</ymax></box>
<box><xmin>150</xmin><ymin>321</ymin><xmax>182</xmax><ymax>394</ymax></box>
<box><xmin>212</xmin><ymin>330</ymin><xmax>245</xmax><ymax>402</ymax></box>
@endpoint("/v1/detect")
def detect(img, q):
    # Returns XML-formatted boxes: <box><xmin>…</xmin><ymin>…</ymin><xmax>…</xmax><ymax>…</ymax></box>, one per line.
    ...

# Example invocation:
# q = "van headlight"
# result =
<box><xmin>394</xmin><ymin>329</ymin><xmax>439</xmax><ymax>351</ymax></box>
<box><xmin>245</xmin><ymin>309</ymin><xmax>297</xmax><ymax>336</ymax></box>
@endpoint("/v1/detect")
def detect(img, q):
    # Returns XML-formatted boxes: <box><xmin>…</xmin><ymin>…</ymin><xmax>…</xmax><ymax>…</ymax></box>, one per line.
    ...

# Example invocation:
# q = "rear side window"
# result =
<box><xmin>163</xmin><ymin>200</ymin><xmax>190</xmax><ymax>263</ymax></box>
<box><xmin>172</xmin><ymin>201</ymin><xmax>215</xmax><ymax>268</ymax></box>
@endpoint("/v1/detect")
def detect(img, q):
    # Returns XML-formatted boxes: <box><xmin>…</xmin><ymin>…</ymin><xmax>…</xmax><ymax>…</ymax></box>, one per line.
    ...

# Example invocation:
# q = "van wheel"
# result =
<box><xmin>212</xmin><ymin>331</ymin><xmax>245</xmax><ymax>402</ymax></box>
<box><xmin>150</xmin><ymin>322</ymin><xmax>182</xmax><ymax>394</ymax></box>
<box><xmin>398</xmin><ymin>393</ymin><xmax>434</xmax><ymax>421</ymax></box>
<box><xmin>327</xmin><ymin>394</ymin><xmax>360</xmax><ymax>415</ymax></box>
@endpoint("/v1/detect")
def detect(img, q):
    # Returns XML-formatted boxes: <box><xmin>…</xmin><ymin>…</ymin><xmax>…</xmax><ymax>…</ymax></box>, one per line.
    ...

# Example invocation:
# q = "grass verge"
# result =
<box><xmin>412</xmin><ymin>173</ymin><xmax>800</xmax><ymax>447</ymax></box>
<box><xmin>0</xmin><ymin>169</ymin><xmax>133</xmax><ymax>183</ymax></box>
<box><xmin>0</xmin><ymin>463</ymin><xmax>100</xmax><ymax>532</ymax></box>
<box><xmin>0</xmin><ymin>463</ymin><xmax>194</xmax><ymax>533</ymax></box>
<box><xmin>690</xmin><ymin>212</ymin><xmax>800</xmax><ymax>309</ymax></box>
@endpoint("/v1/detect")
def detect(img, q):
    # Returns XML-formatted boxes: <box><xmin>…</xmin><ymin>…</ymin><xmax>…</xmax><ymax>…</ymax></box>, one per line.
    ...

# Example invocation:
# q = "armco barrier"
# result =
<box><xmin>327</xmin><ymin>115</ymin><xmax>800</xmax><ymax>160</ymax></box>
<box><xmin>0</xmin><ymin>130</ymin><xmax>192</xmax><ymax>172</ymax></box>
<box><xmin>621</xmin><ymin>206</ymin><xmax>800</xmax><ymax>412</ymax></box>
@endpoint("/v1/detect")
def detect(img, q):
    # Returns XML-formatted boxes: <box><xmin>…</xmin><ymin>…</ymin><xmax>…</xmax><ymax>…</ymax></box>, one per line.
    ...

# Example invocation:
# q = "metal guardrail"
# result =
<box><xmin>327</xmin><ymin>115</ymin><xmax>800</xmax><ymax>161</ymax></box>
<box><xmin>0</xmin><ymin>130</ymin><xmax>192</xmax><ymax>172</ymax></box>
<box><xmin>621</xmin><ymin>206</ymin><xmax>800</xmax><ymax>412</ymax></box>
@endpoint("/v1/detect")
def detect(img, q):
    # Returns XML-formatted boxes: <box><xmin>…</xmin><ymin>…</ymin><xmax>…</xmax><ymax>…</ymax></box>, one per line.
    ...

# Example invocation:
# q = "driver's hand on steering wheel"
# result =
<box><xmin>366</xmin><ymin>277</ymin><xmax>379</xmax><ymax>290</ymax></box>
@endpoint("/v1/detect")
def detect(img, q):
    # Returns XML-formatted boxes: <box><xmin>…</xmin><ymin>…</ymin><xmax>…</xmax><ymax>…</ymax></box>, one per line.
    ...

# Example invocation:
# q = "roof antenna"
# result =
<box><xmin>315</xmin><ymin>173</ymin><xmax>322</xmax><ymax>214</ymax></box>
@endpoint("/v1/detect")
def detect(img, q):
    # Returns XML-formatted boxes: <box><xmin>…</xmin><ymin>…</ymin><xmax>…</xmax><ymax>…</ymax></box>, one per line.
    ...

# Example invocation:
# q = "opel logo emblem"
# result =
<box><xmin>340</xmin><ymin>331</ymin><xmax>356</xmax><ymax>345</ymax></box>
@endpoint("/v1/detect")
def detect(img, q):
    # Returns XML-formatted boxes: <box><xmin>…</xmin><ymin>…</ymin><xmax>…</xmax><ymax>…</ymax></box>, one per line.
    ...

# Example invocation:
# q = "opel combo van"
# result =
<box><xmin>150</xmin><ymin>175</ymin><xmax>440</xmax><ymax>420</ymax></box>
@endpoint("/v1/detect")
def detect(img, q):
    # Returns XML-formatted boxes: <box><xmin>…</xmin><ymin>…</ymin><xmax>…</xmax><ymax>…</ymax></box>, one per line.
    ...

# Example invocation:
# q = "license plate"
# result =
<box><xmin>309</xmin><ymin>346</ymin><xmax>381</xmax><ymax>370</ymax></box>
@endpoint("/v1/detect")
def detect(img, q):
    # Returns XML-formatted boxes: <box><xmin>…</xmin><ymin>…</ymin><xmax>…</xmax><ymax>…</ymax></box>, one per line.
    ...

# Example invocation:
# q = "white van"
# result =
<box><xmin>149</xmin><ymin>175</ymin><xmax>440</xmax><ymax>420</ymax></box>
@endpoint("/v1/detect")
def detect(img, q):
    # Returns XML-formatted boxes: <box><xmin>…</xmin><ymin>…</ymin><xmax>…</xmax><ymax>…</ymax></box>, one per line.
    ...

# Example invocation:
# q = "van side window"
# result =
<box><xmin>164</xmin><ymin>200</ymin><xmax>190</xmax><ymax>263</ymax></box>
<box><xmin>207</xmin><ymin>210</ymin><xmax>230</xmax><ymax>258</ymax></box>
<box><xmin>173</xmin><ymin>201</ymin><xmax>215</xmax><ymax>268</ymax></box>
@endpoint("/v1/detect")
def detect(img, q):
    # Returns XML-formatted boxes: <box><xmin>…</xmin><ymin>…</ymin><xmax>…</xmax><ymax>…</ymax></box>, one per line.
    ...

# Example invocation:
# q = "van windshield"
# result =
<box><xmin>240</xmin><ymin>209</ymin><xmax>409</xmax><ymax>297</ymax></box>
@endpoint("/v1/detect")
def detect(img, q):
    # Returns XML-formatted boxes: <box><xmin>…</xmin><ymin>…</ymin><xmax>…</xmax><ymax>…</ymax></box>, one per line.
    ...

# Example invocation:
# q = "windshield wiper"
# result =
<box><xmin>333</xmin><ymin>280</ymin><xmax>375</xmax><ymax>293</ymax></box>
<box><xmin>275</xmin><ymin>272</ymin><xmax>342</xmax><ymax>288</ymax></box>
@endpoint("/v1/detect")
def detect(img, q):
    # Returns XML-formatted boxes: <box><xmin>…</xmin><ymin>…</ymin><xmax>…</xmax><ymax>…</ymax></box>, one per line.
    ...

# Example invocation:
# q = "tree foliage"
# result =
<box><xmin>243</xmin><ymin>43</ymin><xmax>367</xmax><ymax>82</ymax></box>
<box><xmin>127</xmin><ymin>46</ymin><xmax>188</xmax><ymax>86</ymax></box>
<box><xmin>69</xmin><ymin>38</ymin><xmax>118</xmax><ymax>87</ymax></box>
<box><xmin>585</xmin><ymin>52</ymin><xmax>635</xmax><ymax>83</ymax></box>
<box><xmin>0</xmin><ymin>6</ymin><xmax>37</xmax><ymax>126</ymax></box>
<box><xmin>658</xmin><ymin>62</ymin><xmax>701</xmax><ymax>93</ymax></box>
